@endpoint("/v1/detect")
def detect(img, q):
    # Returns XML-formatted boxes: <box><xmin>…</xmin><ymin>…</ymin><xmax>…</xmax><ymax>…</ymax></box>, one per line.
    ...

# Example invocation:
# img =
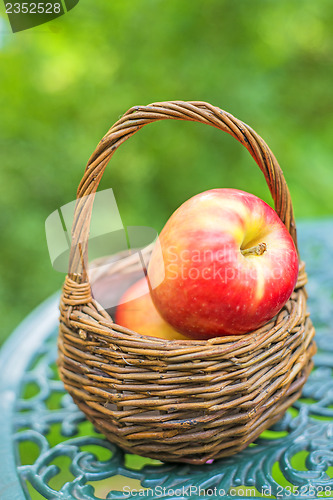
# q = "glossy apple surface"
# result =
<box><xmin>115</xmin><ymin>277</ymin><xmax>189</xmax><ymax>340</ymax></box>
<box><xmin>147</xmin><ymin>188</ymin><xmax>299</xmax><ymax>338</ymax></box>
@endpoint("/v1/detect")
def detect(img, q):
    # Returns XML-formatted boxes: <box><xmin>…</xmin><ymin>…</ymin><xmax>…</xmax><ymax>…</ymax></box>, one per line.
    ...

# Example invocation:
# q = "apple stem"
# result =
<box><xmin>241</xmin><ymin>242</ymin><xmax>267</xmax><ymax>257</ymax></box>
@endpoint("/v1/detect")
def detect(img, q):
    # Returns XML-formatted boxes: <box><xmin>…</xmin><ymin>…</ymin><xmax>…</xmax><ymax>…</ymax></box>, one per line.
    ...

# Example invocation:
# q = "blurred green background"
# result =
<box><xmin>1</xmin><ymin>0</ymin><xmax>333</xmax><ymax>343</ymax></box>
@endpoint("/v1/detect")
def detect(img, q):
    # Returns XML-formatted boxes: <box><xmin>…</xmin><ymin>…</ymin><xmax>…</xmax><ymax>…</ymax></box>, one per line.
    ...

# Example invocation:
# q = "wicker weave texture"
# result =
<box><xmin>58</xmin><ymin>101</ymin><xmax>316</xmax><ymax>464</ymax></box>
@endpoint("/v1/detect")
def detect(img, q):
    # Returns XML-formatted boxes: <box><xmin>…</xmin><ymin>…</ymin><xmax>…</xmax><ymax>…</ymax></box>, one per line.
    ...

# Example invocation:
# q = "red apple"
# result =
<box><xmin>115</xmin><ymin>277</ymin><xmax>189</xmax><ymax>340</ymax></box>
<box><xmin>147</xmin><ymin>188</ymin><xmax>299</xmax><ymax>338</ymax></box>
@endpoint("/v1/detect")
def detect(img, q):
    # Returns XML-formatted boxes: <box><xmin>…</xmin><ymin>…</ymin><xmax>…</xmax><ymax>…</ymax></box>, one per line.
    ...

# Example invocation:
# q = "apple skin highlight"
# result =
<box><xmin>147</xmin><ymin>188</ymin><xmax>299</xmax><ymax>339</ymax></box>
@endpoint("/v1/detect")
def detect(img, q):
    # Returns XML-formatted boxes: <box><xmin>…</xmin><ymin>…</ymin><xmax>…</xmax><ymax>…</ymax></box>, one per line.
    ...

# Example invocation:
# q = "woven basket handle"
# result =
<box><xmin>68</xmin><ymin>101</ymin><xmax>298</xmax><ymax>283</ymax></box>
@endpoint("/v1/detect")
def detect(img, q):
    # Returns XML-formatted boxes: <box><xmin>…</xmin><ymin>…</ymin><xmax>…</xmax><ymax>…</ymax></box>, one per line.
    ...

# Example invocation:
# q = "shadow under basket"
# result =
<box><xmin>58</xmin><ymin>101</ymin><xmax>316</xmax><ymax>465</ymax></box>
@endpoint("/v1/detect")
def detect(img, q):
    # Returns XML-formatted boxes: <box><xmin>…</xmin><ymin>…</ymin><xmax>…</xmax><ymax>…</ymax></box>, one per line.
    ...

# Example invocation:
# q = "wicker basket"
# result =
<box><xmin>58</xmin><ymin>101</ymin><xmax>316</xmax><ymax>465</ymax></box>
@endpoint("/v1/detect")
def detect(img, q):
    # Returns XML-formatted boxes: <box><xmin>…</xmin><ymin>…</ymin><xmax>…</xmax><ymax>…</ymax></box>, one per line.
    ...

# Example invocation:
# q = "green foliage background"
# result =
<box><xmin>0</xmin><ymin>0</ymin><xmax>333</xmax><ymax>342</ymax></box>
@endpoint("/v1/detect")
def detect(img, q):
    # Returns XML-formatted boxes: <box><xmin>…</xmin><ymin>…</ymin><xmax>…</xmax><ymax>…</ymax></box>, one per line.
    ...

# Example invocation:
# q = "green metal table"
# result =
<box><xmin>1</xmin><ymin>219</ymin><xmax>333</xmax><ymax>500</ymax></box>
